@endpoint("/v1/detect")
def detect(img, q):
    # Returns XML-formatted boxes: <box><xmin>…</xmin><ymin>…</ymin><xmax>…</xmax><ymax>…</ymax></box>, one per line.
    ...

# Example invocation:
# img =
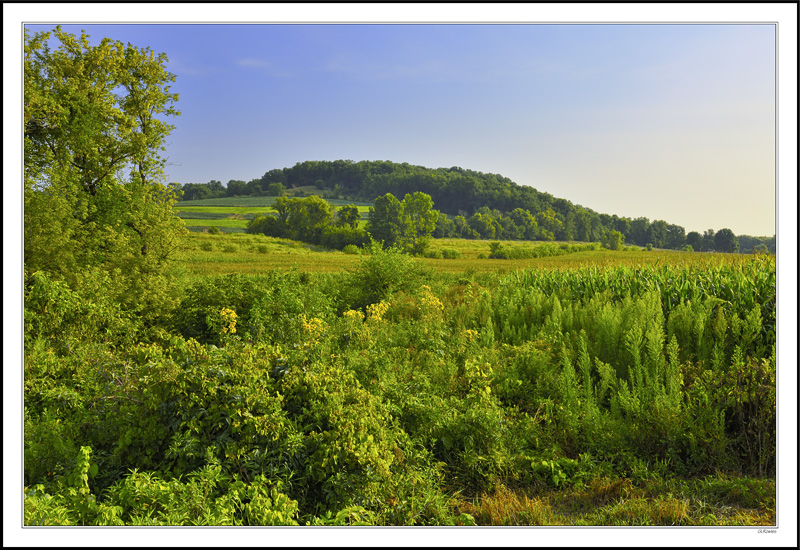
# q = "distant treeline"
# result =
<box><xmin>175</xmin><ymin>160</ymin><xmax>775</xmax><ymax>253</ymax></box>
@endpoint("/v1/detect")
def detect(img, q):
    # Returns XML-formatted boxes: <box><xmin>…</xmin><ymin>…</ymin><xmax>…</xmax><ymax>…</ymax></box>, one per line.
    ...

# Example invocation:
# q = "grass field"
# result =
<box><xmin>181</xmin><ymin>218</ymin><xmax>250</xmax><ymax>229</ymax></box>
<box><xmin>176</xmin><ymin>231</ymin><xmax>755</xmax><ymax>278</ymax></box>
<box><xmin>176</xmin><ymin>232</ymin><xmax>362</xmax><ymax>277</ymax></box>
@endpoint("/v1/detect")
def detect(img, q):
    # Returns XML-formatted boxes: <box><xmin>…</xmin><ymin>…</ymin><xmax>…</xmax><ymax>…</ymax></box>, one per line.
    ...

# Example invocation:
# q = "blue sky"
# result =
<box><xmin>21</xmin><ymin>21</ymin><xmax>777</xmax><ymax>236</ymax></box>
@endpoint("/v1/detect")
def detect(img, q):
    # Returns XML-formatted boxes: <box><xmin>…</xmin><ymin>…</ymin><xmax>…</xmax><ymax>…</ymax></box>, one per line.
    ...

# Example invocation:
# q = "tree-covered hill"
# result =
<box><xmin>176</xmin><ymin>160</ymin><xmax>775</xmax><ymax>252</ymax></box>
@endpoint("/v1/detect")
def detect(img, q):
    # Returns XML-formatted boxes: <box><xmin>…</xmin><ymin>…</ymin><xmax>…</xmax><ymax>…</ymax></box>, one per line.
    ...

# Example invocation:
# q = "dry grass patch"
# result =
<box><xmin>462</xmin><ymin>485</ymin><xmax>561</xmax><ymax>526</ymax></box>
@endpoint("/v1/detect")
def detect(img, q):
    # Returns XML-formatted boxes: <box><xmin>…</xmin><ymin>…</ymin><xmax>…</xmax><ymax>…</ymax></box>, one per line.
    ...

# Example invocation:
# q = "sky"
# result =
<box><xmin>21</xmin><ymin>19</ymin><xmax>780</xmax><ymax>237</ymax></box>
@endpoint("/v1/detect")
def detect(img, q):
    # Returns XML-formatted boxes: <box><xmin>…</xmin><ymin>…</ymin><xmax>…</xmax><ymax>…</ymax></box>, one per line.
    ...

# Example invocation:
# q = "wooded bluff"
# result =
<box><xmin>176</xmin><ymin>160</ymin><xmax>774</xmax><ymax>253</ymax></box>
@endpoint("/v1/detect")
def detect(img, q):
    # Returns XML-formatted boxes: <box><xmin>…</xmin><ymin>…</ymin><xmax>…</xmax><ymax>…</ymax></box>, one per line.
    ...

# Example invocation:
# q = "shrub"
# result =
<box><xmin>170</xmin><ymin>272</ymin><xmax>333</xmax><ymax>346</ymax></box>
<box><xmin>200</xmin><ymin>242</ymin><xmax>214</xmax><ymax>252</ymax></box>
<box><xmin>441</xmin><ymin>248</ymin><xmax>461</xmax><ymax>259</ymax></box>
<box><xmin>319</xmin><ymin>225</ymin><xmax>370</xmax><ymax>250</ymax></box>
<box><xmin>278</xmin><ymin>362</ymin><xmax>448</xmax><ymax>522</ymax></box>
<box><xmin>601</xmin><ymin>229</ymin><xmax>625</xmax><ymax>251</ymax></box>
<box><xmin>340</xmin><ymin>243</ymin><xmax>431</xmax><ymax>311</ymax></box>
<box><xmin>342</xmin><ymin>244</ymin><xmax>360</xmax><ymax>255</ymax></box>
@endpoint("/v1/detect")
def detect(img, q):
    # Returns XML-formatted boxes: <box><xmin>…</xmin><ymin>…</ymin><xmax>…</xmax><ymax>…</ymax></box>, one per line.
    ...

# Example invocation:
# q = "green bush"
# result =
<box><xmin>441</xmin><ymin>248</ymin><xmax>461</xmax><ymax>259</ymax></box>
<box><xmin>170</xmin><ymin>271</ymin><xmax>333</xmax><ymax>346</ymax></box>
<box><xmin>342</xmin><ymin>244</ymin><xmax>360</xmax><ymax>255</ymax></box>
<box><xmin>340</xmin><ymin>242</ymin><xmax>432</xmax><ymax>311</ymax></box>
<box><xmin>319</xmin><ymin>225</ymin><xmax>370</xmax><ymax>250</ymax></box>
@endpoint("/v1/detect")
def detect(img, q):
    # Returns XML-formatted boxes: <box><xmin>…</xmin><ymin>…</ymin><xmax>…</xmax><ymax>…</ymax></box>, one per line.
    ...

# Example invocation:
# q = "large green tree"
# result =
<box><xmin>334</xmin><ymin>204</ymin><xmax>361</xmax><ymax>229</ymax></box>
<box><xmin>402</xmin><ymin>192</ymin><xmax>439</xmax><ymax>255</ymax></box>
<box><xmin>266</xmin><ymin>195</ymin><xmax>334</xmax><ymax>242</ymax></box>
<box><xmin>24</xmin><ymin>26</ymin><xmax>184</xmax><ymax>317</ymax></box>
<box><xmin>367</xmin><ymin>193</ymin><xmax>411</xmax><ymax>249</ymax></box>
<box><xmin>366</xmin><ymin>192</ymin><xmax>440</xmax><ymax>254</ymax></box>
<box><xmin>714</xmin><ymin>228</ymin><xmax>739</xmax><ymax>253</ymax></box>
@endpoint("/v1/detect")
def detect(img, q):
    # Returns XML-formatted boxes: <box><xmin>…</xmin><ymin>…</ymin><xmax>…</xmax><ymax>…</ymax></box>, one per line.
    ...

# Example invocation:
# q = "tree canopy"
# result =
<box><xmin>24</xmin><ymin>26</ymin><xmax>185</xmax><ymax>317</ymax></box>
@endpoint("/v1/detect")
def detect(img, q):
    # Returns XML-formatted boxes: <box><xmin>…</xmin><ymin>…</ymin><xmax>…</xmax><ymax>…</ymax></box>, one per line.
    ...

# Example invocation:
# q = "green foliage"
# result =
<box><xmin>266</xmin><ymin>181</ymin><xmax>285</xmax><ymax>197</ymax></box>
<box><xmin>24</xmin><ymin>269</ymin><xmax>138</xmax><ymax>353</ymax></box>
<box><xmin>23</xmin><ymin>251</ymin><xmax>775</xmax><ymax>525</ymax></box>
<box><xmin>25</xmin><ymin>447</ymin><xmax>124</xmax><ymax>526</ymax></box>
<box><xmin>247</xmin><ymin>195</ymin><xmax>333</xmax><ymax>244</ymax></box>
<box><xmin>339</xmin><ymin>241</ymin><xmax>432</xmax><ymax>311</ymax></box>
<box><xmin>170</xmin><ymin>271</ymin><xmax>332</xmax><ymax>346</ymax></box>
<box><xmin>24</xmin><ymin>27</ymin><xmax>185</xmax><ymax>320</ymax></box>
<box><xmin>319</xmin><ymin>224</ymin><xmax>370</xmax><ymax>250</ymax></box>
<box><xmin>714</xmin><ymin>228</ymin><xmax>739</xmax><ymax>253</ymax></box>
<box><xmin>342</xmin><ymin>244</ymin><xmax>360</xmax><ymax>255</ymax></box>
<box><xmin>601</xmin><ymin>229</ymin><xmax>625</xmax><ymax>250</ymax></box>
<box><xmin>335</xmin><ymin>203</ymin><xmax>361</xmax><ymax>228</ymax></box>
<box><xmin>488</xmin><ymin>241</ymin><xmax>599</xmax><ymax>259</ymax></box>
<box><xmin>441</xmin><ymin>248</ymin><xmax>462</xmax><ymax>259</ymax></box>
<box><xmin>366</xmin><ymin>193</ymin><xmax>411</xmax><ymax>249</ymax></box>
<box><xmin>177</xmin><ymin>159</ymin><xmax>754</xmax><ymax>252</ymax></box>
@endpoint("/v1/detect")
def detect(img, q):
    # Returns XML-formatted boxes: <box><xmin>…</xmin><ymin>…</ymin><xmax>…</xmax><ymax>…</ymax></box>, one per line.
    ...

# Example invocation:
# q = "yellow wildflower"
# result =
<box><xmin>299</xmin><ymin>314</ymin><xmax>325</xmax><ymax>344</ymax></box>
<box><xmin>343</xmin><ymin>309</ymin><xmax>365</xmax><ymax>322</ymax></box>
<box><xmin>419</xmin><ymin>285</ymin><xmax>444</xmax><ymax>318</ymax></box>
<box><xmin>366</xmin><ymin>301</ymin><xmax>389</xmax><ymax>322</ymax></box>
<box><xmin>220</xmin><ymin>307</ymin><xmax>238</xmax><ymax>334</ymax></box>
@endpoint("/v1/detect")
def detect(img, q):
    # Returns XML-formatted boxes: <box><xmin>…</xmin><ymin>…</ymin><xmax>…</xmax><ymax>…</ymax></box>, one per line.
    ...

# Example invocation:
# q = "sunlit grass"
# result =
<box><xmin>175</xmin><ymin>232</ymin><xmax>361</xmax><ymax>277</ymax></box>
<box><xmin>181</xmin><ymin>218</ymin><xmax>250</xmax><ymax>228</ymax></box>
<box><xmin>177</xmin><ymin>232</ymin><xmax>761</xmax><ymax>277</ymax></box>
<box><xmin>459</xmin><ymin>476</ymin><xmax>776</xmax><ymax>526</ymax></box>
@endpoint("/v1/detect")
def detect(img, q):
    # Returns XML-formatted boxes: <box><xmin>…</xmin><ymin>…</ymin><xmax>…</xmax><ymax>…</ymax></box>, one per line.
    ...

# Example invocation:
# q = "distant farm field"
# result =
<box><xmin>176</xmin><ymin>196</ymin><xmax>373</xmax><ymax>208</ymax></box>
<box><xmin>177</xmin><ymin>206</ymin><xmax>276</xmax><ymax>215</ymax></box>
<box><xmin>175</xmin><ymin>197</ymin><xmax>371</xmax><ymax>233</ymax></box>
